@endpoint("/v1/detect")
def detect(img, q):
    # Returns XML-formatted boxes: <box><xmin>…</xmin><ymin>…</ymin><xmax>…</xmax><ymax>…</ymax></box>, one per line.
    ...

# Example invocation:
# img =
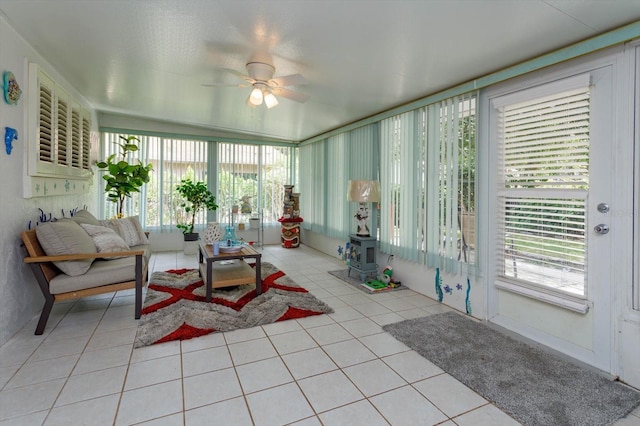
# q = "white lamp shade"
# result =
<box><xmin>264</xmin><ymin>92</ymin><xmax>279</xmax><ymax>108</ymax></box>
<box><xmin>249</xmin><ymin>87</ymin><xmax>263</xmax><ymax>105</ymax></box>
<box><xmin>347</xmin><ymin>180</ymin><xmax>381</xmax><ymax>203</ymax></box>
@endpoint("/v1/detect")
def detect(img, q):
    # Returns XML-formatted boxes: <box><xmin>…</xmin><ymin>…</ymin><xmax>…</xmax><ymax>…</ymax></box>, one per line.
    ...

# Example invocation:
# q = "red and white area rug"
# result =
<box><xmin>134</xmin><ymin>262</ymin><xmax>334</xmax><ymax>347</ymax></box>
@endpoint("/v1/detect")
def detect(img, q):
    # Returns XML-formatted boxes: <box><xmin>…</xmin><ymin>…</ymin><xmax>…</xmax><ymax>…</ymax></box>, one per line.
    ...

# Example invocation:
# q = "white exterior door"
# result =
<box><xmin>485</xmin><ymin>53</ymin><xmax>619</xmax><ymax>376</ymax></box>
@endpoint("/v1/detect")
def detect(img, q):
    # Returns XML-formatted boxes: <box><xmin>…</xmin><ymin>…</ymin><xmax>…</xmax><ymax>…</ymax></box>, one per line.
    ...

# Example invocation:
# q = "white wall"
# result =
<box><xmin>0</xmin><ymin>16</ymin><xmax>96</xmax><ymax>346</ymax></box>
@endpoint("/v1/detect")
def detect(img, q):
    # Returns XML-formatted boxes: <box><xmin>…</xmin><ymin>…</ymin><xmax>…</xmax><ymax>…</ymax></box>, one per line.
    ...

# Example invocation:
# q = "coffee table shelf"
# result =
<box><xmin>198</xmin><ymin>242</ymin><xmax>262</xmax><ymax>301</ymax></box>
<box><xmin>198</xmin><ymin>261</ymin><xmax>255</xmax><ymax>288</ymax></box>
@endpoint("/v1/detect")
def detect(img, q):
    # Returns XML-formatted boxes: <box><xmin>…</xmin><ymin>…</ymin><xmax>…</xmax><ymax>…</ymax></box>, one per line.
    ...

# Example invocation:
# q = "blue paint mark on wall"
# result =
<box><xmin>465</xmin><ymin>277</ymin><xmax>472</xmax><ymax>315</ymax></box>
<box><xmin>435</xmin><ymin>268</ymin><xmax>443</xmax><ymax>302</ymax></box>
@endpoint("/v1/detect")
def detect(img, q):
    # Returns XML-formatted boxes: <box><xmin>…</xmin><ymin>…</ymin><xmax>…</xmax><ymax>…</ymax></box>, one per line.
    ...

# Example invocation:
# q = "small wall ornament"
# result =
<box><xmin>3</xmin><ymin>71</ymin><xmax>22</xmax><ymax>105</ymax></box>
<box><xmin>5</xmin><ymin>126</ymin><xmax>17</xmax><ymax>154</ymax></box>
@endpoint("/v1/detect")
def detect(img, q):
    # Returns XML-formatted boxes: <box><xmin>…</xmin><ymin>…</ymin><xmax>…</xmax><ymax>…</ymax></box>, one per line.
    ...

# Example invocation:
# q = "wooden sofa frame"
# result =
<box><xmin>21</xmin><ymin>229</ymin><xmax>148</xmax><ymax>335</ymax></box>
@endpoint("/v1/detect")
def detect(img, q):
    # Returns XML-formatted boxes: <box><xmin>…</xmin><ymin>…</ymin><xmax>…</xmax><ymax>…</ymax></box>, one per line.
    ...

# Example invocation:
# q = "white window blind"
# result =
<box><xmin>71</xmin><ymin>108</ymin><xmax>81</xmax><ymax>168</ymax></box>
<box><xmin>81</xmin><ymin>114</ymin><xmax>91</xmax><ymax>170</ymax></box>
<box><xmin>28</xmin><ymin>63</ymin><xmax>92</xmax><ymax>181</ymax></box>
<box><xmin>380</xmin><ymin>111</ymin><xmax>422</xmax><ymax>261</ymax></box>
<box><xmin>218</xmin><ymin>143</ymin><xmax>259</xmax><ymax>225</ymax></box>
<box><xmin>496</xmin><ymin>83</ymin><xmax>590</xmax><ymax>297</ymax></box>
<box><xmin>325</xmin><ymin>133</ymin><xmax>348</xmax><ymax>238</ymax></box>
<box><xmin>425</xmin><ymin>93</ymin><xmax>477</xmax><ymax>273</ymax></box>
<box><xmin>299</xmin><ymin>140</ymin><xmax>326</xmax><ymax>233</ymax></box>
<box><xmin>260</xmin><ymin>145</ymin><xmax>296</xmax><ymax>223</ymax></box>
<box><xmin>38</xmin><ymin>80</ymin><xmax>53</xmax><ymax>164</ymax></box>
<box><xmin>56</xmin><ymin>93</ymin><xmax>68</xmax><ymax>166</ymax></box>
<box><xmin>101</xmin><ymin>132</ymin><xmax>295</xmax><ymax>229</ymax></box>
<box><xmin>299</xmin><ymin>124</ymin><xmax>378</xmax><ymax>239</ymax></box>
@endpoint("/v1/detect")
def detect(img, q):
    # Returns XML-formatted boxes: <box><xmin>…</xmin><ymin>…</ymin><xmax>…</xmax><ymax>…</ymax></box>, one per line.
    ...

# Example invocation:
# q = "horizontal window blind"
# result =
<box><xmin>496</xmin><ymin>83</ymin><xmax>590</xmax><ymax>297</ymax></box>
<box><xmin>38</xmin><ymin>83</ymin><xmax>53</xmax><ymax>163</ymax></box>
<box><xmin>502</xmin><ymin>88</ymin><xmax>590</xmax><ymax>189</ymax></box>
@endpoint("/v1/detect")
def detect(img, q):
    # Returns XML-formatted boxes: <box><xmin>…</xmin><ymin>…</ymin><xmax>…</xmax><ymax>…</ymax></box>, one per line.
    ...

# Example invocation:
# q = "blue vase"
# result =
<box><xmin>223</xmin><ymin>225</ymin><xmax>237</xmax><ymax>246</ymax></box>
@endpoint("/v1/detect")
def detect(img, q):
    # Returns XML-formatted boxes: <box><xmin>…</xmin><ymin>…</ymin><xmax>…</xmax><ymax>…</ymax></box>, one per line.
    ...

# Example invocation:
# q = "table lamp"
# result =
<box><xmin>347</xmin><ymin>180</ymin><xmax>381</xmax><ymax>237</ymax></box>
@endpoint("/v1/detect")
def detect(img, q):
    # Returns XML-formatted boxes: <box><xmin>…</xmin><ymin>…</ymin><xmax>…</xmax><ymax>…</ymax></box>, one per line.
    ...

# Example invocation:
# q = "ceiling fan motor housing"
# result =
<box><xmin>246</xmin><ymin>62</ymin><xmax>276</xmax><ymax>82</ymax></box>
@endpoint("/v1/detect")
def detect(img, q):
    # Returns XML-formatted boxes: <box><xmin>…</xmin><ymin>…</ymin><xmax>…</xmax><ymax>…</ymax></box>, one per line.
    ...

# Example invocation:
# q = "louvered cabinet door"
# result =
<box><xmin>27</xmin><ymin>63</ymin><xmax>92</xmax><ymax>180</ymax></box>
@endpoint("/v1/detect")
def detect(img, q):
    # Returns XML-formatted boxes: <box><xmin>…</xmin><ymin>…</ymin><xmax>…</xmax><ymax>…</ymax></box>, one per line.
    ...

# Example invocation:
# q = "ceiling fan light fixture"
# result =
<box><xmin>264</xmin><ymin>91</ymin><xmax>279</xmax><ymax>109</ymax></box>
<box><xmin>249</xmin><ymin>86</ymin><xmax>264</xmax><ymax>106</ymax></box>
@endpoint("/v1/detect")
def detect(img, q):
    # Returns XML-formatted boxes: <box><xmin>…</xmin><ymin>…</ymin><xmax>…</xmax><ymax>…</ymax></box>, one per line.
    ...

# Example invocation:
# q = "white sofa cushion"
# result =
<box><xmin>36</xmin><ymin>221</ymin><xmax>96</xmax><ymax>276</ymax></box>
<box><xmin>99</xmin><ymin>216</ymin><xmax>149</xmax><ymax>247</ymax></box>
<box><xmin>71</xmin><ymin>209</ymin><xmax>101</xmax><ymax>226</ymax></box>
<box><xmin>49</xmin><ymin>256</ymin><xmax>137</xmax><ymax>294</ymax></box>
<box><xmin>80</xmin><ymin>223</ymin><xmax>130</xmax><ymax>256</ymax></box>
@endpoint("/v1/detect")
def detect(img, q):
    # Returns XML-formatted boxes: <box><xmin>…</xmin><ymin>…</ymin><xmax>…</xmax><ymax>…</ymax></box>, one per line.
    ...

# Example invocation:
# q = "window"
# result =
<box><xmin>217</xmin><ymin>142</ymin><xmax>296</xmax><ymax>226</ymax></box>
<box><xmin>100</xmin><ymin>132</ymin><xmax>295</xmax><ymax>230</ymax></box>
<box><xmin>493</xmin><ymin>76</ymin><xmax>590</xmax><ymax>297</ymax></box>
<box><xmin>299</xmin><ymin>124</ymin><xmax>378</xmax><ymax>239</ymax></box>
<box><xmin>426</xmin><ymin>94</ymin><xmax>477</xmax><ymax>272</ymax></box>
<box><xmin>378</xmin><ymin>93</ymin><xmax>477</xmax><ymax>271</ymax></box>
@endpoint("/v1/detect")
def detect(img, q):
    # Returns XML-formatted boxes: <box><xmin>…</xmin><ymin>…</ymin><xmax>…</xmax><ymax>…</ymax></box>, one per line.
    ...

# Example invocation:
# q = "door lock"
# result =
<box><xmin>597</xmin><ymin>203</ymin><xmax>610</xmax><ymax>213</ymax></box>
<box><xmin>594</xmin><ymin>224</ymin><xmax>609</xmax><ymax>234</ymax></box>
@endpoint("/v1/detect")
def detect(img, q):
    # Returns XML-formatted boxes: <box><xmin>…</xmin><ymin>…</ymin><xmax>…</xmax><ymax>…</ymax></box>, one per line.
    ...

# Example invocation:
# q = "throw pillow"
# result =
<box><xmin>80</xmin><ymin>224</ymin><xmax>130</xmax><ymax>255</ymax></box>
<box><xmin>71</xmin><ymin>210</ymin><xmax>101</xmax><ymax>226</ymax></box>
<box><xmin>98</xmin><ymin>216</ymin><xmax>149</xmax><ymax>247</ymax></box>
<box><xmin>35</xmin><ymin>221</ymin><xmax>97</xmax><ymax>276</ymax></box>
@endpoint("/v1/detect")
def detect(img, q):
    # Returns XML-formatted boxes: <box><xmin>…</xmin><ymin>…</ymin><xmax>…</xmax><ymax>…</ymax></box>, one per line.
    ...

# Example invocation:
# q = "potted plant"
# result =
<box><xmin>175</xmin><ymin>178</ymin><xmax>219</xmax><ymax>241</ymax></box>
<box><xmin>96</xmin><ymin>135</ymin><xmax>153</xmax><ymax>218</ymax></box>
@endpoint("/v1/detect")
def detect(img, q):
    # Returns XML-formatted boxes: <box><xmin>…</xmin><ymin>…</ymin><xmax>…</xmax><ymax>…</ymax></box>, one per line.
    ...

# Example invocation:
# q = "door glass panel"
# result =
<box><xmin>496</xmin><ymin>84</ymin><xmax>590</xmax><ymax>297</ymax></box>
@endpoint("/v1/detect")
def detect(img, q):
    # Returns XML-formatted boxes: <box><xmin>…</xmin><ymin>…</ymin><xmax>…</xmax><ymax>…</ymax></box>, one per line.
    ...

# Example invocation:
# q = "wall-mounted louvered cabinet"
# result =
<box><xmin>25</xmin><ymin>63</ymin><xmax>93</xmax><ymax>198</ymax></box>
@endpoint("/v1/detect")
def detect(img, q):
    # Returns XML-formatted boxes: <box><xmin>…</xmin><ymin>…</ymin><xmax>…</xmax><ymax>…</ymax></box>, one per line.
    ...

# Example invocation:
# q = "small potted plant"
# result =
<box><xmin>175</xmin><ymin>178</ymin><xmax>219</xmax><ymax>241</ymax></box>
<box><xmin>96</xmin><ymin>135</ymin><xmax>153</xmax><ymax>218</ymax></box>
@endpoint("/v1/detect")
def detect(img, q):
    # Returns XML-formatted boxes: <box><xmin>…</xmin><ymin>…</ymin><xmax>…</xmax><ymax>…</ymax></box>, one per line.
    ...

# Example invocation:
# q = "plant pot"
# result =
<box><xmin>183</xmin><ymin>232</ymin><xmax>199</xmax><ymax>242</ymax></box>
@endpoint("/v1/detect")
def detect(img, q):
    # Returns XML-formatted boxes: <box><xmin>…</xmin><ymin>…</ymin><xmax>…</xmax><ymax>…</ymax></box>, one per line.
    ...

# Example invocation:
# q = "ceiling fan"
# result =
<box><xmin>204</xmin><ymin>61</ymin><xmax>310</xmax><ymax>108</ymax></box>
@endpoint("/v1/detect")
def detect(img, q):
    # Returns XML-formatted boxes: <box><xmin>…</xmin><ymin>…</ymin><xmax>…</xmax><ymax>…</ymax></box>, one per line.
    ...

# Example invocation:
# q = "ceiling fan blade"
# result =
<box><xmin>212</xmin><ymin>66</ymin><xmax>248</xmax><ymax>78</ymax></box>
<box><xmin>201</xmin><ymin>82</ymin><xmax>251</xmax><ymax>88</ymax></box>
<box><xmin>269</xmin><ymin>73</ymin><xmax>308</xmax><ymax>87</ymax></box>
<box><xmin>271</xmin><ymin>87</ymin><xmax>310</xmax><ymax>103</ymax></box>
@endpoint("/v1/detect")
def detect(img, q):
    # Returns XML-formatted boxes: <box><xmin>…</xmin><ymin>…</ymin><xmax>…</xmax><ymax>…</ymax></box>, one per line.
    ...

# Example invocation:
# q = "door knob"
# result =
<box><xmin>594</xmin><ymin>224</ymin><xmax>609</xmax><ymax>234</ymax></box>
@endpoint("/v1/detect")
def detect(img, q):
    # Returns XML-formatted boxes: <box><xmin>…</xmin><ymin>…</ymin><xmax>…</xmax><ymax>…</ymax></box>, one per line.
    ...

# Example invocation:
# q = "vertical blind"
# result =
<box><xmin>299</xmin><ymin>124</ymin><xmax>378</xmax><ymax>239</ymax></box>
<box><xmin>425</xmin><ymin>94</ymin><xmax>477</xmax><ymax>273</ymax></box>
<box><xmin>378</xmin><ymin>93</ymin><xmax>477</xmax><ymax>271</ymax></box>
<box><xmin>101</xmin><ymin>133</ymin><xmax>295</xmax><ymax>231</ymax></box>
<box><xmin>380</xmin><ymin>111</ymin><xmax>422</xmax><ymax>261</ymax></box>
<box><xmin>299</xmin><ymin>140</ymin><xmax>326</xmax><ymax>233</ymax></box>
<box><xmin>325</xmin><ymin>133</ymin><xmax>348</xmax><ymax>238</ymax></box>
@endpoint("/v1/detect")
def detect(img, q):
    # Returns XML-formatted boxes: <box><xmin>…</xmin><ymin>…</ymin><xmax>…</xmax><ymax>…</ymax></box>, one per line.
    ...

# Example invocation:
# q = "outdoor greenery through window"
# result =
<box><xmin>99</xmin><ymin>133</ymin><xmax>296</xmax><ymax>231</ymax></box>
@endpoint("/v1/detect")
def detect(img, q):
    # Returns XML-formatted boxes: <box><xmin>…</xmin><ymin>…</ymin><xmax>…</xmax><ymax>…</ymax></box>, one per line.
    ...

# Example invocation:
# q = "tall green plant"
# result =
<box><xmin>175</xmin><ymin>178</ymin><xmax>219</xmax><ymax>234</ymax></box>
<box><xmin>96</xmin><ymin>135</ymin><xmax>153</xmax><ymax>218</ymax></box>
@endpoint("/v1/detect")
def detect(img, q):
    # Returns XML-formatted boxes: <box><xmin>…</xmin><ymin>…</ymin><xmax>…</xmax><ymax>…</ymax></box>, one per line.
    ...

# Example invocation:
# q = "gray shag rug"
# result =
<box><xmin>328</xmin><ymin>269</ymin><xmax>406</xmax><ymax>294</ymax></box>
<box><xmin>134</xmin><ymin>262</ymin><xmax>334</xmax><ymax>347</ymax></box>
<box><xmin>383</xmin><ymin>311</ymin><xmax>640</xmax><ymax>426</ymax></box>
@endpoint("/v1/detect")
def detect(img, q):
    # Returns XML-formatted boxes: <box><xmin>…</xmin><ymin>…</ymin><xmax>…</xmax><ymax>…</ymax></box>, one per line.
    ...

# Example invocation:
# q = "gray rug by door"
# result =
<box><xmin>383</xmin><ymin>311</ymin><xmax>640</xmax><ymax>426</ymax></box>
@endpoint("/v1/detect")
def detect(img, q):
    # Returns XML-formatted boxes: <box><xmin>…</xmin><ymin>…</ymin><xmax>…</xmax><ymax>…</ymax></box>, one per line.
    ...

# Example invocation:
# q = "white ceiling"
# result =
<box><xmin>1</xmin><ymin>1</ymin><xmax>640</xmax><ymax>143</ymax></box>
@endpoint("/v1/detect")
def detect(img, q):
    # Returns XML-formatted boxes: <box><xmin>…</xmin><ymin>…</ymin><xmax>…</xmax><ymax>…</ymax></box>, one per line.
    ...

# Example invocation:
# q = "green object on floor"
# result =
<box><xmin>365</xmin><ymin>279</ymin><xmax>388</xmax><ymax>289</ymax></box>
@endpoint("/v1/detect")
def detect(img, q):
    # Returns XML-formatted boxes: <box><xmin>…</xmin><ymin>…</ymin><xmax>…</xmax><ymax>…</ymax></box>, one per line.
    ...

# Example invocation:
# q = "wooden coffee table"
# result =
<box><xmin>198</xmin><ymin>242</ymin><xmax>262</xmax><ymax>302</ymax></box>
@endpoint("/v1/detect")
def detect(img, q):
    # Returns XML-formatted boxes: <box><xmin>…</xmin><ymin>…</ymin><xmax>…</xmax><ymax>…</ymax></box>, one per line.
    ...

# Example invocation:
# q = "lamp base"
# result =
<box><xmin>355</xmin><ymin>202</ymin><xmax>371</xmax><ymax>238</ymax></box>
<box><xmin>356</xmin><ymin>226</ymin><xmax>371</xmax><ymax>237</ymax></box>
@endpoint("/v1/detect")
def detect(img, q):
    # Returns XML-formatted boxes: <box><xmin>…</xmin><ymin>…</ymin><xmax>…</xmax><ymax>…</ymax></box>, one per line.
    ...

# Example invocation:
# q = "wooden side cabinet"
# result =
<box><xmin>348</xmin><ymin>234</ymin><xmax>377</xmax><ymax>282</ymax></box>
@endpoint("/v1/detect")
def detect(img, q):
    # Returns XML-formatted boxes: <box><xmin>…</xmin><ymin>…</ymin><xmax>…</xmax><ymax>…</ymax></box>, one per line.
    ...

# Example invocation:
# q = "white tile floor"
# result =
<box><xmin>1</xmin><ymin>245</ymin><xmax>639</xmax><ymax>425</ymax></box>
